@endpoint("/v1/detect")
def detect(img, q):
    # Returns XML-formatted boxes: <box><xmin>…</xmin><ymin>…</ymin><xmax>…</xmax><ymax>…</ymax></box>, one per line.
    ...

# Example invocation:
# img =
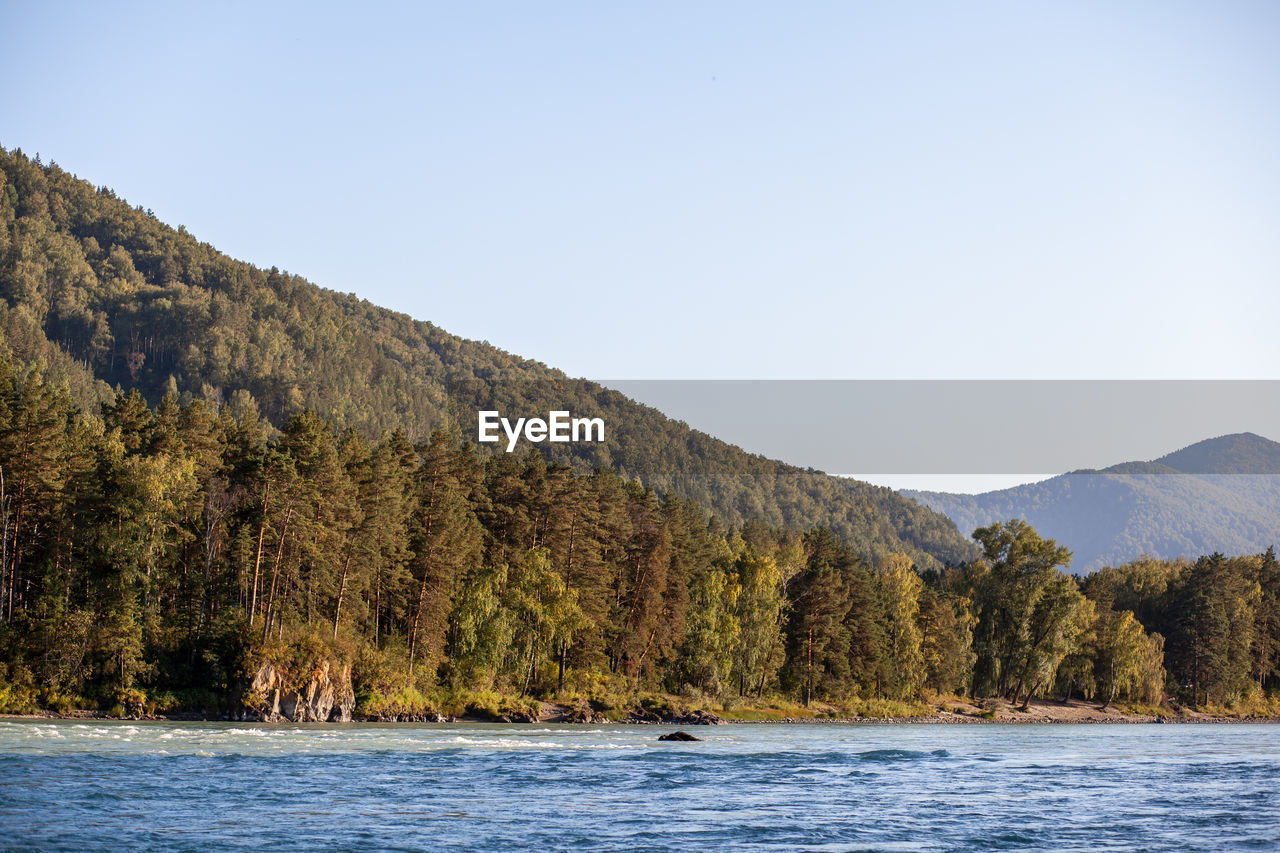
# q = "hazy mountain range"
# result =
<box><xmin>904</xmin><ymin>433</ymin><xmax>1280</xmax><ymax>573</ymax></box>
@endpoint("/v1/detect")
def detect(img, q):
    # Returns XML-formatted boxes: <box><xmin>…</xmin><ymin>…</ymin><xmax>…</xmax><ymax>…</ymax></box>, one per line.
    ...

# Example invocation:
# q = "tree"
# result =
<box><xmin>917</xmin><ymin>587</ymin><xmax>975</xmax><ymax>696</ymax></box>
<box><xmin>606</xmin><ymin>487</ymin><xmax>672</xmax><ymax>681</ymax></box>
<box><xmin>1251</xmin><ymin>547</ymin><xmax>1280</xmax><ymax>691</ymax></box>
<box><xmin>675</xmin><ymin>565</ymin><xmax>739</xmax><ymax>697</ymax></box>
<box><xmin>784</xmin><ymin>529</ymin><xmax>854</xmax><ymax>706</ymax></box>
<box><xmin>965</xmin><ymin>520</ymin><xmax>1076</xmax><ymax>702</ymax></box>
<box><xmin>730</xmin><ymin>549</ymin><xmax>786</xmax><ymax>698</ymax></box>
<box><xmin>406</xmin><ymin>431</ymin><xmax>482</xmax><ymax>674</ymax></box>
<box><xmin>505</xmin><ymin>547</ymin><xmax>585</xmax><ymax>697</ymax></box>
<box><xmin>1092</xmin><ymin>610</ymin><xmax>1165</xmax><ymax>708</ymax></box>
<box><xmin>0</xmin><ymin>361</ymin><xmax>77</xmax><ymax>621</ymax></box>
<box><xmin>87</xmin><ymin>423</ymin><xmax>197</xmax><ymax>689</ymax></box>
<box><xmin>338</xmin><ymin>430</ymin><xmax>414</xmax><ymax>641</ymax></box>
<box><xmin>1169</xmin><ymin>553</ymin><xmax>1258</xmax><ymax>706</ymax></box>
<box><xmin>875</xmin><ymin>553</ymin><xmax>925</xmax><ymax>700</ymax></box>
<box><xmin>1007</xmin><ymin>574</ymin><xmax>1093</xmax><ymax>708</ymax></box>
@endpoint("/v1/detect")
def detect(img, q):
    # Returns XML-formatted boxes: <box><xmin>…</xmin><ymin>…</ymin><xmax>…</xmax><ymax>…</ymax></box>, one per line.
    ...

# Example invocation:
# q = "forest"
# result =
<box><xmin>1</xmin><ymin>360</ymin><xmax>1277</xmax><ymax>718</ymax></box>
<box><xmin>0</xmin><ymin>145</ymin><xmax>973</xmax><ymax>571</ymax></box>
<box><xmin>1</xmin><ymin>145</ymin><xmax>1277</xmax><ymax>719</ymax></box>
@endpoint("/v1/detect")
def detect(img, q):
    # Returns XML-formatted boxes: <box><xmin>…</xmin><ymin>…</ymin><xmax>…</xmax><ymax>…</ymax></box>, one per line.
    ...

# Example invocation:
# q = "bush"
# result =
<box><xmin>38</xmin><ymin>688</ymin><xmax>81</xmax><ymax>715</ymax></box>
<box><xmin>355</xmin><ymin>685</ymin><xmax>437</xmax><ymax>718</ymax></box>
<box><xmin>0</xmin><ymin>682</ymin><xmax>39</xmax><ymax>714</ymax></box>
<box><xmin>845</xmin><ymin>697</ymin><xmax>931</xmax><ymax>718</ymax></box>
<box><xmin>114</xmin><ymin>688</ymin><xmax>147</xmax><ymax>716</ymax></box>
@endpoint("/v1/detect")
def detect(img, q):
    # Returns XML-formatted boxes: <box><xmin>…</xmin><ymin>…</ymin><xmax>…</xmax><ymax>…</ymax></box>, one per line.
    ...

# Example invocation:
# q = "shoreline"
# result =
<box><xmin>4</xmin><ymin>697</ymin><xmax>1277</xmax><ymax>726</ymax></box>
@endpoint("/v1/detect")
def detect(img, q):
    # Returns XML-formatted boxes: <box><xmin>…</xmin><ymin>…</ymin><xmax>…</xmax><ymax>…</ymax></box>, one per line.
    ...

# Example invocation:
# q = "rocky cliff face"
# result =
<box><xmin>245</xmin><ymin>660</ymin><xmax>355</xmax><ymax>722</ymax></box>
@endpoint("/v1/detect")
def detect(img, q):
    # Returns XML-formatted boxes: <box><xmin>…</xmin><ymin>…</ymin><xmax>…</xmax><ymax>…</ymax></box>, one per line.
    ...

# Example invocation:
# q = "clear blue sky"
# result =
<box><xmin>3</xmin><ymin>1</ymin><xmax>1278</xmax><ymax>383</ymax></box>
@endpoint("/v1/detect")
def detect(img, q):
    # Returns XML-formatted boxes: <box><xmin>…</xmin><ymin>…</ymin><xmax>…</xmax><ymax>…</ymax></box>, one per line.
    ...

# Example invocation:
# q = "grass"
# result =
<box><xmin>718</xmin><ymin>707</ymin><xmax>795</xmax><ymax>721</ymax></box>
<box><xmin>436</xmin><ymin>689</ymin><xmax>541</xmax><ymax>721</ymax></box>
<box><xmin>354</xmin><ymin>685</ymin><xmax>438</xmax><ymax>718</ymax></box>
<box><xmin>1196</xmin><ymin>692</ymin><xmax>1280</xmax><ymax>719</ymax></box>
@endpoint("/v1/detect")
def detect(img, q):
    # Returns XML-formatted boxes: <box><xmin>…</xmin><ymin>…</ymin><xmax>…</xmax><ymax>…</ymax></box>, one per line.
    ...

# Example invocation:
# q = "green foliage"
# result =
<box><xmin>0</xmin><ymin>368</ymin><xmax>1266</xmax><ymax>717</ymax></box>
<box><xmin>1083</xmin><ymin>610</ymin><xmax>1166</xmax><ymax>707</ymax></box>
<box><xmin>965</xmin><ymin>520</ymin><xmax>1092</xmax><ymax>704</ymax></box>
<box><xmin>674</xmin><ymin>565</ymin><xmax>740</xmax><ymax>697</ymax></box>
<box><xmin>782</xmin><ymin>528</ymin><xmax>861</xmax><ymax>706</ymax></box>
<box><xmin>1084</xmin><ymin>550</ymin><xmax>1274</xmax><ymax>707</ymax></box>
<box><xmin>875</xmin><ymin>553</ymin><xmax>925</xmax><ymax>700</ymax></box>
<box><xmin>729</xmin><ymin>549</ymin><xmax>787</xmax><ymax>699</ymax></box>
<box><xmin>0</xmin><ymin>680</ymin><xmax>39</xmax><ymax>714</ymax></box>
<box><xmin>917</xmin><ymin>587</ymin><xmax>976</xmax><ymax>695</ymax></box>
<box><xmin>354</xmin><ymin>685</ymin><xmax>436</xmax><ymax>719</ymax></box>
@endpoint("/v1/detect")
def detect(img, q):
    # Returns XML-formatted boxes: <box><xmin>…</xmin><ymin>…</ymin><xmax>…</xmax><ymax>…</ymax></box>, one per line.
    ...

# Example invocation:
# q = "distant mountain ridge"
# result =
<box><xmin>905</xmin><ymin>433</ymin><xmax>1280</xmax><ymax>573</ymax></box>
<box><xmin>0</xmin><ymin>146</ymin><xmax>976</xmax><ymax>567</ymax></box>
<box><xmin>1140</xmin><ymin>432</ymin><xmax>1280</xmax><ymax>475</ymax></box>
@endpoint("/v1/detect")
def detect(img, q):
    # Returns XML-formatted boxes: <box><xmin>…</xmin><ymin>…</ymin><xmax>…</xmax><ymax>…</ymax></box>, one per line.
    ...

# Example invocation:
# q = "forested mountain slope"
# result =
<box><xmin>906</xmin><ymin>433</ymin><xmax>1280</xmax><ymax>573</ymax></box>
<box><xmin>0</xmin><ymin>147</ymin><xmax>974</xmax><ymax>568</ymax></box>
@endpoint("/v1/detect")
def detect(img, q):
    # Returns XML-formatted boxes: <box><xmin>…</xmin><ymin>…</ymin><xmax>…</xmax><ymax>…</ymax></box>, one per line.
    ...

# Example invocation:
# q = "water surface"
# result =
<box><xmin>1</xmin><ymin>720</ymin><xmax>1277</xmax><ymax>851</ymax></box>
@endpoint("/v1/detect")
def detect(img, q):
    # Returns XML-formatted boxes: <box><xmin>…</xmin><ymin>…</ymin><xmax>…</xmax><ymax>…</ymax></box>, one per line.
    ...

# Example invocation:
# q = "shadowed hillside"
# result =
<box><xmin>0</xmin><ymin>146</ymin><xmax>974</xmax><ymax>567</ymax></box>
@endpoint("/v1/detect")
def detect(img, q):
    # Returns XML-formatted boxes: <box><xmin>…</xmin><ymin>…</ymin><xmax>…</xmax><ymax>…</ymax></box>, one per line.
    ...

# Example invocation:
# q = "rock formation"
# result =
<box><xmin>245</xmin><ymin>660</ymin><xmax>355</xmax><ymax>722</ymax></box>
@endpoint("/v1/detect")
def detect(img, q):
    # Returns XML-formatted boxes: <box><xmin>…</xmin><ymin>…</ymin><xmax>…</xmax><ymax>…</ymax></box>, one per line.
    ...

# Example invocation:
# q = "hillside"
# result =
<box><xmin>0</xmin><ymin>146</ymin><xmax>974</xmax><ymax>568</ymax></box>
<box><xmin>905</xmin><ymin>433</ymin><xmax>1280</xmax><ymax>573</ymax></box>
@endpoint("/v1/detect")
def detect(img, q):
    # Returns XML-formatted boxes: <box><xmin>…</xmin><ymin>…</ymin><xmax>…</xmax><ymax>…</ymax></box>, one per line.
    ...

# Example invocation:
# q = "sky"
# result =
<box><xmin>4</xmin><ymin>2</ymin><xmax>1279</xmax><ymax>488</ymax></box>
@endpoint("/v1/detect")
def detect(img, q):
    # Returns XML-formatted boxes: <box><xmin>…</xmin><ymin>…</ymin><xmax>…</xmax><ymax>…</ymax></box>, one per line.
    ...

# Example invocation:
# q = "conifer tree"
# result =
<box><xmin>407</xmin><ymin>431</ymin><xmax>482</xmax><ymax>674</ymax></box>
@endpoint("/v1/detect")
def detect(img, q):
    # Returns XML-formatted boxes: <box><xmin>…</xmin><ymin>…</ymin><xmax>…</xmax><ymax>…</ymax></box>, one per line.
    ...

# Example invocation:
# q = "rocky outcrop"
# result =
<box><xmin>356</xmin><ymin>712</ymin><xmax>451</xmax><ymax>723</ymax></box>
<box><xmin>245</xmin><ymin>660</ymin><xmax>355</xmax><ymax>723</ymax></box>
<box><xmin>628</xmin><ymin>706</ymin><xmax>723</xmax><ymax>725</ymax></box>
<box><xmin>671</xmin><ymin>709</ymin><xmax>723</xmax><ymax>725</ymax></box>
<box><xmin>560</xmin><ymin>699</ymin><xmax>610</xmax><ymax>724</ymax></box>
<box><xmin>458</xmin><ymin>703</ymin><xmax>538</xmax><ymax>723</ymax></box>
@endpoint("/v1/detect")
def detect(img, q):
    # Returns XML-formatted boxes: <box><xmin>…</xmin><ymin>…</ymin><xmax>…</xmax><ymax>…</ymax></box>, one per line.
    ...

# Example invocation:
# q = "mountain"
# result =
<box><xmin>0</xmin><ymin>146</ymin><xmax>976</xmax><ymax>568</ymax></box>
<box><xmin>1151</xmin><ymin>432</ymin><xmax>1280</xmax><ymax>475</ymax></box>
<box><xmin>905</xmin><ymin>433</ymin><xmax>1280</xmax><ymax>573</ymax></box>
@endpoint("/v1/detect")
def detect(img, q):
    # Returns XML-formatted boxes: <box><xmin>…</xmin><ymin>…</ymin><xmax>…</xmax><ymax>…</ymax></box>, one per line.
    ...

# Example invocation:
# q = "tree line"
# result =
<box><xmin>1</xmin><ymin>359</ymin><xmax>1276</xmax><ymax>715</ymax></box>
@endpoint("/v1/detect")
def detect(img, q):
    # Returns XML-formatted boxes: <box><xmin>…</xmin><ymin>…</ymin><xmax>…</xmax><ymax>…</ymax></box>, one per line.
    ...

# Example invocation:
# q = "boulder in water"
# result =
<box><xmin>658</xmin><ymin>730</ymin><xmax>700</xmax><ymax>741</ymax></box>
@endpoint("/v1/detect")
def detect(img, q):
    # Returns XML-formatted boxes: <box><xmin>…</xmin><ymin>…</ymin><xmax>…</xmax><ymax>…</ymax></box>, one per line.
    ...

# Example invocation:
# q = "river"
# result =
<box><xmin>1</xmin><ymin>719</ymin><xmax>1276</xmax><ymax>851</ymax></box>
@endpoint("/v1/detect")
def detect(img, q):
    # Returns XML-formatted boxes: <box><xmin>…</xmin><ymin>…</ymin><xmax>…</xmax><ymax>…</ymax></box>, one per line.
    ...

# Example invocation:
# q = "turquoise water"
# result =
<box><xmin>1</xmin><ymin>720</ymin><xmax>1277</xmax><ymax>851</ymax></box>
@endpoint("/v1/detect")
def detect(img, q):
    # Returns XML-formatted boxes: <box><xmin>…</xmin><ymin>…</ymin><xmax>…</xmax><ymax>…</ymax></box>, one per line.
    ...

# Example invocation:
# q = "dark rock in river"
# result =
<box><xmin>658</xmin><ymin>731</ymin><xmax>700</xmax><ymax>741</ymax></box>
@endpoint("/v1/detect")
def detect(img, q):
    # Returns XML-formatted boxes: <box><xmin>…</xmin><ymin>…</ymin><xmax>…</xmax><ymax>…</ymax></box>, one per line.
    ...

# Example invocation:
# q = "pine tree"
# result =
<box><xmin>406</xmin><ymin>431</ymin><xmax>482</xmax><ymax>675</ymax></box>
<box><xmin>785</xmin><ymin>528</ymin><xmax>854</xmax><ymax>706</ymax></box>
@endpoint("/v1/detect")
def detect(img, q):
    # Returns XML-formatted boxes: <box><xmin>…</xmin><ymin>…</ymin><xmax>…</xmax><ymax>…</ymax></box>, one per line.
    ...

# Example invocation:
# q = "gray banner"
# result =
<box><xmin>600</xmin><ymin>380</ymin><xmax>1280</xmax><ymax>475</ymax></box>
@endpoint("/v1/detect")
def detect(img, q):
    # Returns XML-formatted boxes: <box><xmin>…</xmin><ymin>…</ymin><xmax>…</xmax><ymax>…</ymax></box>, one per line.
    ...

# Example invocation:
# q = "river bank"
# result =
<box><xmin>4</xmin><ymin>696</ymin><xmax>1274</xmax><ymax>725</ymax></box>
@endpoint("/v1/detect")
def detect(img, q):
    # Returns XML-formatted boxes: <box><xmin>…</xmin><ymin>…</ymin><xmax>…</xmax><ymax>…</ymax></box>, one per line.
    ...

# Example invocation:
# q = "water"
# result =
<box><xmin>1</xmin><ymin>720</ymin><xmax>1277</xmax><ymax>851</ymax></box>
